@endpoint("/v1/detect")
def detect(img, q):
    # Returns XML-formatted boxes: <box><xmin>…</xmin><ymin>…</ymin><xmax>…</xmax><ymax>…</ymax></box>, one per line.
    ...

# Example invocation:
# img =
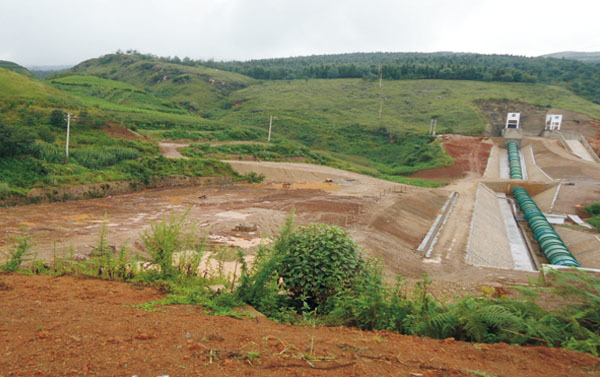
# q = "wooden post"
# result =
<box><xmin>268</xmin><ymin>115</ymin><xmax>273</xmax><ymax>142</ymax></box>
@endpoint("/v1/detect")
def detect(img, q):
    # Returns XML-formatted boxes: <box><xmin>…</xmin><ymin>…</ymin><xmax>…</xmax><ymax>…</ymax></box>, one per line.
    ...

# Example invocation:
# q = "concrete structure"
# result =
<box><xmin>506</xmin><ymin>113</ymin><xmax>520</xmax><ymax>129</ymax></box>
<box><xmin>503</xmin><ymin>112</ymin><xmax>523</xmax><ymax>145</ymax></box>
<box><xmin>545</xmin><ymin>114</ymin><xmax>562</xmax><ymax>131</ymax></box>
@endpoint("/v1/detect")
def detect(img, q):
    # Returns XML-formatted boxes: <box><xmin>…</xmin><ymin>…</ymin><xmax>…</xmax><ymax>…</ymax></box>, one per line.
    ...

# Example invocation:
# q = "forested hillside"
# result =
<box><xmin>128</xmin><ymin>51</ymin><xmax>600</xmax><ymax>104</ymax></box>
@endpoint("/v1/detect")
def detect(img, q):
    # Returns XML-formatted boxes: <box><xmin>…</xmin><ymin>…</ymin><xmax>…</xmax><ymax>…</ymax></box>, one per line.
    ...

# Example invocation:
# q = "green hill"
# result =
<box><xmin>0</xmin><ymin>67</ymin><xmax>81</xmax><ymax>121</ymax></box>
<box><xmin>0</xmin><ymin>61</ymin><xmax>31</xmax><ymax>76</ymax></box>
<box><xmin>2</xmin><ymin>51</ymin><xmax>600</xmax><ymax>197</ymax></box>
<box><xmin>69</xmin><ymin>53</ymin><xmax>256</xmax><ymax>113</ymax></box>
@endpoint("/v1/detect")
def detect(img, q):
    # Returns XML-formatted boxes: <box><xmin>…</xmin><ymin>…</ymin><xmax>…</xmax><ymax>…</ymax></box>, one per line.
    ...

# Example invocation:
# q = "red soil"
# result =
<box><xmin>410</xmin><ymin>135</ymin><xmax>492</xmax><ymax>181</ymax></box>
<box><xmin>1</xmin><ymin>274</ymin><xmax>598</xmax><ymax>377</ymax></box>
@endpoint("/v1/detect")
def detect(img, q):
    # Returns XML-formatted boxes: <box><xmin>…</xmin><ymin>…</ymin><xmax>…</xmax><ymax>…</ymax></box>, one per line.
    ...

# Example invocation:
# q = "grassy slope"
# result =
<box><xmin>224</xmin><ymin>79</ymin><xmax>600</xmax><ymax>136</ymax></box>
<box><xmin>70</xmin><ymin>54</ymin><xmax>256</xmax><ymax>112</ymax></box>
<box><xmin>0</xmin><ymin>67</ymin><xmax>237</xmax><ymax>195</ymax></box>
<box><xmin>49</xmin><ymin>75</ymin><xmax>186</xmax><ymax>114</ymax></box>
<box><xmin>0</xmin><ymin>68</ymin><xmax>77</xmax><ymax>108</ymax></box>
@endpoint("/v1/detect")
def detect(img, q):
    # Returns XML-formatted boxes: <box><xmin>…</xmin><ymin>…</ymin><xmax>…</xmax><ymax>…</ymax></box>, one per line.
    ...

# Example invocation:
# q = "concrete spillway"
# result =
<box><xmin>466</xmin><ymin>184</ymin><xmax>535</xmax><ymax>271</ymax></box>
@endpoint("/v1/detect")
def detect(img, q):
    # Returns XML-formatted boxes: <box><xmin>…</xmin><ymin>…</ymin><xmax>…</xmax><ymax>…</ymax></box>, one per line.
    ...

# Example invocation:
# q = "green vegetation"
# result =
<box><xmin>225</xmin><ymin>79</ymin><xmax>600</xmax><ymax>135</ymax></box>
<box><xmin>6</xmin><ymin>211</ymin><xmax>600</xmax><ymax>356</ymax></box>
<box><xmin>236</xmin><ymin>215</ymin><xmax>600</xmax><ymax>355</ymax></box>
<box><xmin>0</xmin><ymin>61</ymin><xmax>31</xmax><ymax>76</ymax></box>
<box><xmin>49</xmin><ymin>74</ymin><xmax>186</xmax><ymax>114</ymax></box>
<box><xmin>1</xmin><ymin>235</ymin><xmax>33</xmax><ymax>272</ymax></box>
<box><xmin>200</xmin><ymin>52</ymin><xmax>600</xmax><ymax>104</ymax></box>
<box><xmin>585</xmin><ymin>202</ymin><xmax>600</xmax><ymax>231</ymax></box>
<box><xmin>2</xmin><ymin>49</ymin><xmax>600</xmax><ymax>194</ymax></box>
<box><xmin>69</xmin><ymin>53</ymin><xmax>255</xmax><ymax>112</ymax></box>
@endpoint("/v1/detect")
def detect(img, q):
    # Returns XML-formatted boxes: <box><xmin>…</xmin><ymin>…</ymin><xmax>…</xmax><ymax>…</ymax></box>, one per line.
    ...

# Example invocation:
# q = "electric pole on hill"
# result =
<box><xmin>378</xmin><ymin>65</ymin><xmax>383</xmax><ymax>120</ymax></box>
<box><xmin>65</xmin><ymin>112</ymin><xmax>72</xmax><ymax>160</ymax></box>
<box><xmin>268</xmin><ymin>115</ymin><xmax>273</xmax><ymax>142</ymax></box>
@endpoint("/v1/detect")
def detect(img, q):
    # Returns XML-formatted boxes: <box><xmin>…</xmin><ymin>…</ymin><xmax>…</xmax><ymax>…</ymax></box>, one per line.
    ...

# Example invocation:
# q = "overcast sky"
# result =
<box><xmin>1</xmin><ymin>0</ymin><xmax>599</xmax><ymax>67</ymax></box>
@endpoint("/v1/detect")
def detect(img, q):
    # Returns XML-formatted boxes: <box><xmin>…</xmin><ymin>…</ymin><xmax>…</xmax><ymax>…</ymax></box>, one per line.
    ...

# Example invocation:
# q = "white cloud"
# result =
<box><xmin>0</xmin><ymin>0</ymin><xmax>598</xmax><ymax>65</ymax></box>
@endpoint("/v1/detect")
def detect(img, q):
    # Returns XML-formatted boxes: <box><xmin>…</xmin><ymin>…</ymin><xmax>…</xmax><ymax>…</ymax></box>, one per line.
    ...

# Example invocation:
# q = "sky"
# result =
<box><xmin>1</xmin><ymin>0</ymin><xmax>599</xmax><ymax>67</ymax></box>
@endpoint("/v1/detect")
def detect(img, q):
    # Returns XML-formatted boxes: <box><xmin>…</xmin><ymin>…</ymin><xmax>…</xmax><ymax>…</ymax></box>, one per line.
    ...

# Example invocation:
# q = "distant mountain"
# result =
<box><xmin>27</xmin><ymin>65</ymin><xmax>73</xmax><ymax>79</ymax></box>
<box><xmin>0</xmin><ymin>60</ymin><xmax>31</xmax><ymax>76</ymax></box>
<box><xmin>540</xmin><ymin>51</ymin><xmax>600</xmax><ymax>63</ymax></box>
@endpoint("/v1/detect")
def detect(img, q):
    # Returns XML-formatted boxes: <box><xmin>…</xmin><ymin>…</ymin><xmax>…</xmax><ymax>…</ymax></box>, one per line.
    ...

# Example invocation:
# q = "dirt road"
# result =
<box><xmin>159</xmin><ymin>142</ymin><xmax>189</xmax><ymax>159</ymax></box>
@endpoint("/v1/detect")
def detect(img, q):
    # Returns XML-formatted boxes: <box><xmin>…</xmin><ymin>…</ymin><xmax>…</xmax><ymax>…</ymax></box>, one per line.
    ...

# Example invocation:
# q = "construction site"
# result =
<box><xmin>1</xmin><ymin>108</ymin><xmax>599</xmax><ymax>292</ymax></box>
<box><xmin>2</xmin><ymin>108</ymin><xmax>600</xmax><ymax>377</ymax></box>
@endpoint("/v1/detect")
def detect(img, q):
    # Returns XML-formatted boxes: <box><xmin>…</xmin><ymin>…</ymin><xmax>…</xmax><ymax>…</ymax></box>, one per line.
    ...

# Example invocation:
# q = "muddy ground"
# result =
<box><xmin>1</xmin><ymin>274</ymin><xmax>599</xmax><ymax>377</ymax></box>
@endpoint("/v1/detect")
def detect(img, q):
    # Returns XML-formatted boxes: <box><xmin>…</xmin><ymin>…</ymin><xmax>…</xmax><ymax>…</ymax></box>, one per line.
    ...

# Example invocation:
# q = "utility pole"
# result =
<box><xmin>65</xmin><ymin>112</ymin><xmax>72</xmax><ymax>159</ymax></box>
<box><xmin>65</xmin><ymin>112</ymin><xmax>77</xmax><ymax>161</ymax></box>
<box><xmin>378</xmin><ymin>65</ymin><xmax>383</xmax><ymax>120</ymax></box>
<box><xmin>267</xmin><ymin>115</ymin><xmax>273</xmax><ymax>142</ymax></box>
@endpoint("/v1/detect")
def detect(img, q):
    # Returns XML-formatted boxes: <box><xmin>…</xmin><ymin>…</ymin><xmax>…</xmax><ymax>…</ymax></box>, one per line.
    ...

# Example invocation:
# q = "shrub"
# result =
<box><xmin>238</xmin><ymin>212</ymin><xmax>364</xmax><ymax>313</ymax></box>
<box><xmin>37</xmin><ymin>128</ymin><xmax>56</xmax><ymax>143</ymax></box>
<box><xmin>0</xmin><ymin>182</ymin><xmax>11</xmax><ymax>199</ymax></box>
<box><xmin>245</xmin><ymin>171</ymin><xmax>265</xmax><ymax>183</ymax></box>
<box><xmin>140</xmin><ymin>210</ymin><xmax>204</xmax><ymax>279</ymax></box>
<box><xmin>587</xmin><ymin>202</ymin><xmax>600</xmax><ymax>216</ymax></box>
<box><xmin>0</xmin><ymin>122</ymin><xmax>35</xmax><ymax>157</ymax></box>
<box><xmin>49</xmin><ymin>109</ymin><xmax>66</xmax><ymax>128</ymax></box>
<box><xmin>277</xmin><ymin>223</ymin><xmax>363</xmax><ymax>308</ymax></box>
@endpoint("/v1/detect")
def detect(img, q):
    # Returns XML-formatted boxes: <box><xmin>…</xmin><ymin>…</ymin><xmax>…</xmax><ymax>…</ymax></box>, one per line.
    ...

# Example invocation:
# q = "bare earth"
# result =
<box><xmin>1</xmin><ymin>274</ymin><xmax>599</xmax><ymax>377</ymax></box>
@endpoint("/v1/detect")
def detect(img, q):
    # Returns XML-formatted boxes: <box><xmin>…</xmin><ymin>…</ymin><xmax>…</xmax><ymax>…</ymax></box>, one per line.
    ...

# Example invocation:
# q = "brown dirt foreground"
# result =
<box><xmin>2</xmin><ymin>275</ymin><xmax>599</xmax><ymax>377</ymax></box>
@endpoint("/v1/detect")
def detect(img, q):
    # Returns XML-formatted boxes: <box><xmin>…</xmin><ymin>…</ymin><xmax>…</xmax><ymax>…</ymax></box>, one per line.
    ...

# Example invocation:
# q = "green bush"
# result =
<box><xmin>0</xmin><ymin>182</ymin><xmax>11</xmax><ymax>199</ymax></box>
<box><xmin>587</xmin><ymin>202</ymin><xmax>600</xmax><ymax>216</ymax></box>
<box><xmin>0</xmin><ymin>122</ymin><xmax>35</xmax><ymax>157</ymax></box>
<box><xmin>277</xmin><ymin>223</ymin><xmax>363</xmax><ymax>308</ymax></box>
<box><xmin>237</xmin><ymin>212</ymin><xmax>365</xmax><ymax>314</ymax></box>
<box><xmin>37</xmin><ymin>127</ymin><xmax>56</xmax><ymax>143</ymax></box>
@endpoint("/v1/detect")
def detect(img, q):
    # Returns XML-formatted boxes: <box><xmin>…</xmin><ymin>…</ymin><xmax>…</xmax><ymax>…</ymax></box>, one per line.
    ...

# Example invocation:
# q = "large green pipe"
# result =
<box><xmin>507</xmin><ymin>141</ymin><xmax>523</xmax><ymax>179</ymax></box>
<box><xmin>512</xmin><ymin>186</ymin><xmax>580</xmax><ymax>267</ymax></box>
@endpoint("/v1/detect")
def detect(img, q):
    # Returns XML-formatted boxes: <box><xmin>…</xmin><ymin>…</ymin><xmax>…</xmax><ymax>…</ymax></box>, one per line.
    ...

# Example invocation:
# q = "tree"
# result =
<box><xmin>49</xmin><ymin>110</ymin><xmax>66</xmax><ymax>128</ymax></box>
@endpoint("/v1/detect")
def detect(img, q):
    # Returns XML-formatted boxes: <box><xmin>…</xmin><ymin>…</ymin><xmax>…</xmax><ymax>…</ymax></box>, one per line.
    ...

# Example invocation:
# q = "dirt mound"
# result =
<box><xmin>409</xmin><ymin>135</ymin><xmax>492</xmax><ymax>181</ymax></box>
<box><xmin>1</xmin><ymin>274</ymin><xmax>598</xmax><ymax>377</ymax></box>
<box><xmin>102</xmin><ymin>122</ymin><xmax>147</xmax><ymax>141</ymax></box>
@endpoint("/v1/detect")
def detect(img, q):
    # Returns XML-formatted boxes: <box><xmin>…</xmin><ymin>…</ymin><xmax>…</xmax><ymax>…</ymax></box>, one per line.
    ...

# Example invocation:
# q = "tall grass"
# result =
<box><xmin>71</xmin><ymin>146</ymin><xmax>139</xmax><ymax>168</ymax></box>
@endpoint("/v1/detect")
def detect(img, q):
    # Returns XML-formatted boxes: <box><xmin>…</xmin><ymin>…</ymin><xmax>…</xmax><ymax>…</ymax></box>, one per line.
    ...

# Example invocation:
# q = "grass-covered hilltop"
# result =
<box><xmin>1</xmin><ymin>51</ymin><xmax>600</xmax><ymax>201</ymax></box>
